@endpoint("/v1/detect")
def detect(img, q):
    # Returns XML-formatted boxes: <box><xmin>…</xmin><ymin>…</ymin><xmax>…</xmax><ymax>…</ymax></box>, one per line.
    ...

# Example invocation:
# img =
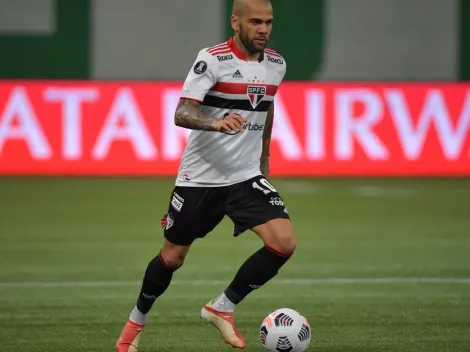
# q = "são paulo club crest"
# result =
<box><xmin>247</xmin><ymin>86</ymin><xmax>266</xmax><ymax>109</ymax></box>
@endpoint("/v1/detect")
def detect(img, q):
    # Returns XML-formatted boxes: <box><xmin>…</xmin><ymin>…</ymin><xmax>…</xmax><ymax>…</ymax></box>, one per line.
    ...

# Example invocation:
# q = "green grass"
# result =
<box><xmin>0</xmin><ymin>177</ymin><xmax>469</xmax><ymax>352</ymax></box>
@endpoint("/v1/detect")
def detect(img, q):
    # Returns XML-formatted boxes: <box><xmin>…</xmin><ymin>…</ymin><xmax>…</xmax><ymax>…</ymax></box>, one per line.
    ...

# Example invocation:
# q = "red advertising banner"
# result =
<box><xmin>0</xmin><ymin>81</ymin><xmax>469</xmax><ymax>176</ymax></box>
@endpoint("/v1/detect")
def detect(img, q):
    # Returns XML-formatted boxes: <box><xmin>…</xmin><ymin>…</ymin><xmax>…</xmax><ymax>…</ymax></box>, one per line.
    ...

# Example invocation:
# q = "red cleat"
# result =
<box><xmin>116</xmin><ymin>319</ymin><xmax>145</xmax><ymax>352</ymax></box>
<box><xmin>200</xmin><ymin>301</ymin><xmax>246</xmax><ymax>349</ymax></box>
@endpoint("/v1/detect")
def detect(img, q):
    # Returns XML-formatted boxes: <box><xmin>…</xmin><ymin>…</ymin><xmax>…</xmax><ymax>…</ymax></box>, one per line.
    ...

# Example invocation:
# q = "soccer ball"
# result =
<box><xmin>260</xmin><ymin>308</ymin><xmax>311</xmax><ymax>351</ymax></box>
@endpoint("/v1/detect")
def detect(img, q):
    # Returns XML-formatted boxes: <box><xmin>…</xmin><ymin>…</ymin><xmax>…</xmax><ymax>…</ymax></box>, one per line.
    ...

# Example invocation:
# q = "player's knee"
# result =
<box><xmin>160</xmin><ymin>248</ymin><xmax>186</xmax><ymax>269</ymax></box>
<box><xmin>278</xmin><ymin>235</ymin><xmax>297</xmax><ymax>255</ymax></box>
<box><xmin>265</xmin><ymin>234</ymin><xmax>297</xmax><ymax>256</ymax></box>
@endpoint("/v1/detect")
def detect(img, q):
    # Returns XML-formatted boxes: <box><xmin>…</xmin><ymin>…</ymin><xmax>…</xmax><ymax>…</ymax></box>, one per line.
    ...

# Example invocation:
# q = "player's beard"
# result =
<box><xmin>239</xmin><ymin>24</ymin><xmax>268</xmax><ymax>54</ymax></box>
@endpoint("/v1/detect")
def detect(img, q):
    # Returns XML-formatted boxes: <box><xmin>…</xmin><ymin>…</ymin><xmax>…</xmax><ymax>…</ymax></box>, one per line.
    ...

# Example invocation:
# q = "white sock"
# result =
<box><xmin>211</xmin><ymin>292</ymin><xmax>237</xmax><ymax>312</ymax></box>
<box><xmin>129</xmin><ymin>306</ymin><xmax>148</xmax><ymax>325</ymax></box>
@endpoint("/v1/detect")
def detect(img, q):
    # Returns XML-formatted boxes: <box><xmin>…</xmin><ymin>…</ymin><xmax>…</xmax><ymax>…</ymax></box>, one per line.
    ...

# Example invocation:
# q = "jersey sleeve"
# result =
<box><xmin>281</xmin><ymin>59</ymin><xmax>287</xmax><ymax>81</ymax></box>
<box><xmin>272</xmin><ymin>56</ymin><xmax>287</xmax><ymax>96</ymax></box>
<box><xmin>278</xmin><ymin>58</ymin><xmax>287</xmax><ymax>89</ymax></box>
<box><xmin>180</xmin><ymin>49</ymin><xmax>219</xmax><ymax>102</ymax></box>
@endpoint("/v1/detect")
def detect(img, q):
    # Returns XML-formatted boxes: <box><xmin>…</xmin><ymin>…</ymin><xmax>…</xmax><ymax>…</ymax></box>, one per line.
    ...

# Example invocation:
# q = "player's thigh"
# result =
<box><xmin>226</xmin><ymin>175</ymin><xmax>294</xmax><ymax>252</ymax></box>
<box><xmin>163</xmin><ymin>186</ymin><xmax>226</xmax><ymax>246</ymax></box>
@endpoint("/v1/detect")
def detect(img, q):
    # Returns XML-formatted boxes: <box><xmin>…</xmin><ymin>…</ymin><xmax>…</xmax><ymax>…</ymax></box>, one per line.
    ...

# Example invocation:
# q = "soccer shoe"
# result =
<box><xmin>116</xmin><ymin>319</ymin><xmax>144</xmax><ymax>352</ymax></box>
<box><xmin>200</xmin><ymin>301</ymin><xmax>246</xmax><ymax>349</ymax></box>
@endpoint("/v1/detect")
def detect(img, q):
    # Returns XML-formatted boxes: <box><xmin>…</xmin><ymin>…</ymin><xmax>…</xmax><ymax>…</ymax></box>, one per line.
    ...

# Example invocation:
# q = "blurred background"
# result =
<box><xmin>0</xmin><ymin>1</ymin><xmax>469</xmax><ymax>351</ymax></box>
<box><xmin>0</xmin><ymin>0</ymin><xmax>468</xmax><ymax>80</ymax></box>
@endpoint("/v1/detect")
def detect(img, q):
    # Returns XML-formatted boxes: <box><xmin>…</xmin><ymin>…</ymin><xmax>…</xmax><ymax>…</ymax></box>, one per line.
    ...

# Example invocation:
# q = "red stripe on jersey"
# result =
<box><xmin>265</xmin><ymin>49</ymin><xmax>282</xmax><ymax>58</ymax></box>
<box><xmin>210</xmin><ymin>49</ymin><xmax>232</xmax><ymax>56</ymax></box>
<box><xmin>208</xmin><ymin>45</ymin><xmax>229</xmax><ymax>53</ymax></box>
<box><xmin>208</xmin><ymin>47</ymin><xmax>229</xmax><ymax>54</ymax></box>
<box><xmin>208</xmin><ymin>42</ymin><xmax>228</xmax><ymax>50</ymax></box>
<box><xmin>211</xmin><ymin>82</ymin><xmax>278</xmax><ymax>96</ymax></box>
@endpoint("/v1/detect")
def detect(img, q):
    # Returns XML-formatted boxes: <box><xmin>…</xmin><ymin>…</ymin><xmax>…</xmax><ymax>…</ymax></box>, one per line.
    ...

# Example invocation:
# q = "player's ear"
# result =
<box><xmin>231</xmin><ymin>15</ymin><xmax>240</xmax><ymax>33</ymax></box>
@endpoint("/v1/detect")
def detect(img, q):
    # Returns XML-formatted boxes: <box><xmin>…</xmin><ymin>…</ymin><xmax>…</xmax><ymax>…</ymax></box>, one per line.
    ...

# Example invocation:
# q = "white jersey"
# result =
<box><xmin>175</xmin><ymin>37</ymin><xmax>286</xmax><ymax>187</ymax></box>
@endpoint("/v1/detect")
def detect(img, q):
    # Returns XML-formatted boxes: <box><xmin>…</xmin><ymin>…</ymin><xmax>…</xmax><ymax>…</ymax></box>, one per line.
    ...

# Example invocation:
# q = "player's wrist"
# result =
<box><xmin>210</xmin><ymin>119</ymin><xmax>222</xmax><ymax>132</ymax></box>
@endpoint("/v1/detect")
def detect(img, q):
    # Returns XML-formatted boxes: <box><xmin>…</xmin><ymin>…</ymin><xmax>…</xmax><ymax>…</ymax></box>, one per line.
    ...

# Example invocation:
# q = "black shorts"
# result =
<box><xmin>163</xmin><ymin>175</ymin><xmax>290</xmax><ymax>246</ymax></box>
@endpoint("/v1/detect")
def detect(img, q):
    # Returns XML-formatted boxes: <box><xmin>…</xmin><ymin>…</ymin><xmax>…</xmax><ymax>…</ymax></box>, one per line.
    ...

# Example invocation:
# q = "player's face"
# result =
<box><xmin>237</xmin><ymin>4</ymin><xmax>273</xmax><ymax>53</ymax></box>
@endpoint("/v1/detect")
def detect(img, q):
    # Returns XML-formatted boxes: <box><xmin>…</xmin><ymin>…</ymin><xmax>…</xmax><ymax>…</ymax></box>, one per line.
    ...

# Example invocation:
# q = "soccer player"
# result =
<box><xmin>116</xmin><ymin>0</ymin><xmax>295</xmax><ymax>350</ymax></box>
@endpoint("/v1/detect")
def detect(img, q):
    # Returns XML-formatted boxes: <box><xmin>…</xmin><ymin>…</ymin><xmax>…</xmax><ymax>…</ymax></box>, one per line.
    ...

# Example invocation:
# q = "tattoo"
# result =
<box><xmin>174</xmin><ymin>99</ymin><xmax>218</xmax><ymax>131</ymax></box>
<box><xmin>260</xmin><ymin>155</ymin><xmax>269</xmax><ymax>177</ymax></box>
<box><xmin>260</xmin><ymin>102</ymin><xmax>274</xmax><ymax>176</ymax></box>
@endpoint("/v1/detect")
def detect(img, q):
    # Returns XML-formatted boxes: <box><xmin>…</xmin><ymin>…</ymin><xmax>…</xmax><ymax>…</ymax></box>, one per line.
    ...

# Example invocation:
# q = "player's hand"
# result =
<box><xmin>213</xmin><ymin>114</ymin><xmax>246</xmax><ymax>133</ymax></box>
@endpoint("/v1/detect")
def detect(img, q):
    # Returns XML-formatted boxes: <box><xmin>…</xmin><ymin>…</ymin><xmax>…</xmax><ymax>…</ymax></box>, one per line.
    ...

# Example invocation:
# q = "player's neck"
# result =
<box><xmin>233</xmin><ymin>36</ymin><xmax>260</xmax><ymax>61</ymax></box>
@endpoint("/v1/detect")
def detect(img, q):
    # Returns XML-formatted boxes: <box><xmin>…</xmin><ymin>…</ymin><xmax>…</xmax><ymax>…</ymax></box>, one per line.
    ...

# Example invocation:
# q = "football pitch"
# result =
<box><xmin>0</xmin><ymin>177</ymin><xmax>469</xmax><ymax>352</ymax></box>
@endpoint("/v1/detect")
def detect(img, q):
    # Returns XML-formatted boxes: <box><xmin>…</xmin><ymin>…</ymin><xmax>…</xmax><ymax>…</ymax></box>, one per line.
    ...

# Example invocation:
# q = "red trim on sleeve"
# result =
<box><xmin>207</xmin><ymin>43</ymin><xmax>229</xmax><ymax>53</ymax></box>
<box><xmin>265</xmin><ymin>48</ymin><xmax>283</xmax><ymax>58</ymax></box>
<box><xmin>180</xmin><ymin>97</ymin><xmax>203</xmax><ymax>103</ymax></box>
<box><xmin>210</xmin><ymin>49</ymin><xmax>232</xmax><ymax>56</ymax></box>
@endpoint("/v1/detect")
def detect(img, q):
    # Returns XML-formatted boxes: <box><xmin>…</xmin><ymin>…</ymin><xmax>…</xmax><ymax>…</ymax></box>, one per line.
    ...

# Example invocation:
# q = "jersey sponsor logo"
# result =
<box><xmin>267</xmin><ymin>55</ymin><xmax>284</xmax><ymax>64</ymax></box>
<box><xmin>183</xmin><ymin>173</ymin><xmax>191</xmax><ymax>181</ymax></box>
<box><xmin>222</xmin><ymin>113</ymin><xmax>264</xmax><ymax>135</ymax></box>
<box><xmin>245</xmin><ymin>122</ymin><xmax>264</xmax><ymax>131</ymax></box>
<box><xmin>193</xmin><ymin>61</ymin><xmax>208</xmax><ymax>74</ymax></box>
<box><xmin>247</xmin><ymin>86</ymin><xmax>266</xmax><ymax>109</ymax></box>
<box><xmin>171</xmin><ymin>192</ymin><xmax>184</xmax><ymax>212</ymax></box>
<box><xmin>217</xmin><ymin>54</ymin><xmax>234</xmax><ymax>62</ymax></box>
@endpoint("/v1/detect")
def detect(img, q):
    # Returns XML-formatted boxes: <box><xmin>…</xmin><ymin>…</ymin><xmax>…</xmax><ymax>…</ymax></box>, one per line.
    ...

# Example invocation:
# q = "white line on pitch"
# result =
<box><xmin>0</xmin><ymin>277</ymin><xmax>469</xmax><ymax>288</ymax></box>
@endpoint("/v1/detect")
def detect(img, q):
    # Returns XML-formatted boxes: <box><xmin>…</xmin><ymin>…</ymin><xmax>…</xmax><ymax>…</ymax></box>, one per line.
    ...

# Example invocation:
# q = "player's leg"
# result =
<box><xmin>202</xmin><ymin>176</ymin><xmax>294</xmax><ymax>347</ymax></box>
<box><xmin>218</xmin><ymin>218</ymin><xmax>296</xmax><ymax>305</ymax></box>
<box><xmin>205</xmin><ymin>219</ymin><xmax>295</xmax><ymax>309</ymax></box>
<box><xmin>116</xmin><ymin>239</ymin><xmax>191</xmax><ymax>352</ymax></box>
<box><xmin>135</xmin><ymin>239</ymin><xmax>191</xmax><ymax>321</ymax></box>
<box><xmin>117</xmin><ymin>186</ymin><xmax>225</xmax><ymax>352</ymax></box>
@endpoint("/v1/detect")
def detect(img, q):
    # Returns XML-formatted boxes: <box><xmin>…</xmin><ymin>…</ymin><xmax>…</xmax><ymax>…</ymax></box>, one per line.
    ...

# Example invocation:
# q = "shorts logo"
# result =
<box><xmin>269</xmin><ymin>197</ymin><xmax>284</xmax><ymax>206</ymax></box>
<box><xmin>193</xmin><ymin>60</ymin><xmax>207</xmax><ymax>74</ymax></box>
<box><xmin>217</xmin><ymin>54</ymin><xmax>234</xmax><ymax>62</ymax></box>
<box><xmin>171</xmin><ymin>192</ymin><xmax>184</xmax><ymax>212</ymax></box>
<box><xmin>165</xmin><ymin>213</ymin><xmax>174</xmax><ymax>230</ymax></box>
<box><xmin>247</xmin><ymin>86</ymin><xmax>266</xmax><ymax>109</ymax></box>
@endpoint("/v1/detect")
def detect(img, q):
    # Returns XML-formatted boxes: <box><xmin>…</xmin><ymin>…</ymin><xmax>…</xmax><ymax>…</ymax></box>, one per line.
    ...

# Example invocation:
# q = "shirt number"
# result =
<box><xmin>252</xmin><ymin>178</ymin><xmax>277</xmax><ymax>194</ymax></box>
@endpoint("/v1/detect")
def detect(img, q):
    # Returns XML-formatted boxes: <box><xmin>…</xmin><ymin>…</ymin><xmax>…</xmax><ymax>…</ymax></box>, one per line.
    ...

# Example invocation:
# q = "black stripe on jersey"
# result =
<box><xmin>202</xmin><ymin>95</ymin><xmax>271</xmax><ymax>112</ymax></box>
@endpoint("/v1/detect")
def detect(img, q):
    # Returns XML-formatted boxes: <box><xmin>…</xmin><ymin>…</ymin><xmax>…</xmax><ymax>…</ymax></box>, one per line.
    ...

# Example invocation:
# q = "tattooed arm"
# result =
<box><xmin>174</xmin><ymin>98</ymin><xmax>219</xmax><ymax>131</ymax></box>
<box><xmin>260</xmin><ymin>102</ymin><xmax>274</xmax><ymax>177</ymax></box>
<box><xmin>175</xmin><ymin>98</ymin><xmax>246</xmax><ymax>133</ymax></box>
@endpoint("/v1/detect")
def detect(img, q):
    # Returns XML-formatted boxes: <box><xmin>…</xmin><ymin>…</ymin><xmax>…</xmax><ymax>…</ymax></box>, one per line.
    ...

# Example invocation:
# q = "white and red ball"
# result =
<box><xmin>260</xmin><ymin>308</ymin><xmax>311</xmax><ymax>351</ymax></box>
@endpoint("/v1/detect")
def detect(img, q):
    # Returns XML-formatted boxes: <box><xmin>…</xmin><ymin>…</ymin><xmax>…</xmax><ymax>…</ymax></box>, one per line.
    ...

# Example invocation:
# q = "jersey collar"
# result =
<box><xmin>227</xmin><ymin>37</ymin><xmax>264</xmax><ymax>63</ymax></box>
